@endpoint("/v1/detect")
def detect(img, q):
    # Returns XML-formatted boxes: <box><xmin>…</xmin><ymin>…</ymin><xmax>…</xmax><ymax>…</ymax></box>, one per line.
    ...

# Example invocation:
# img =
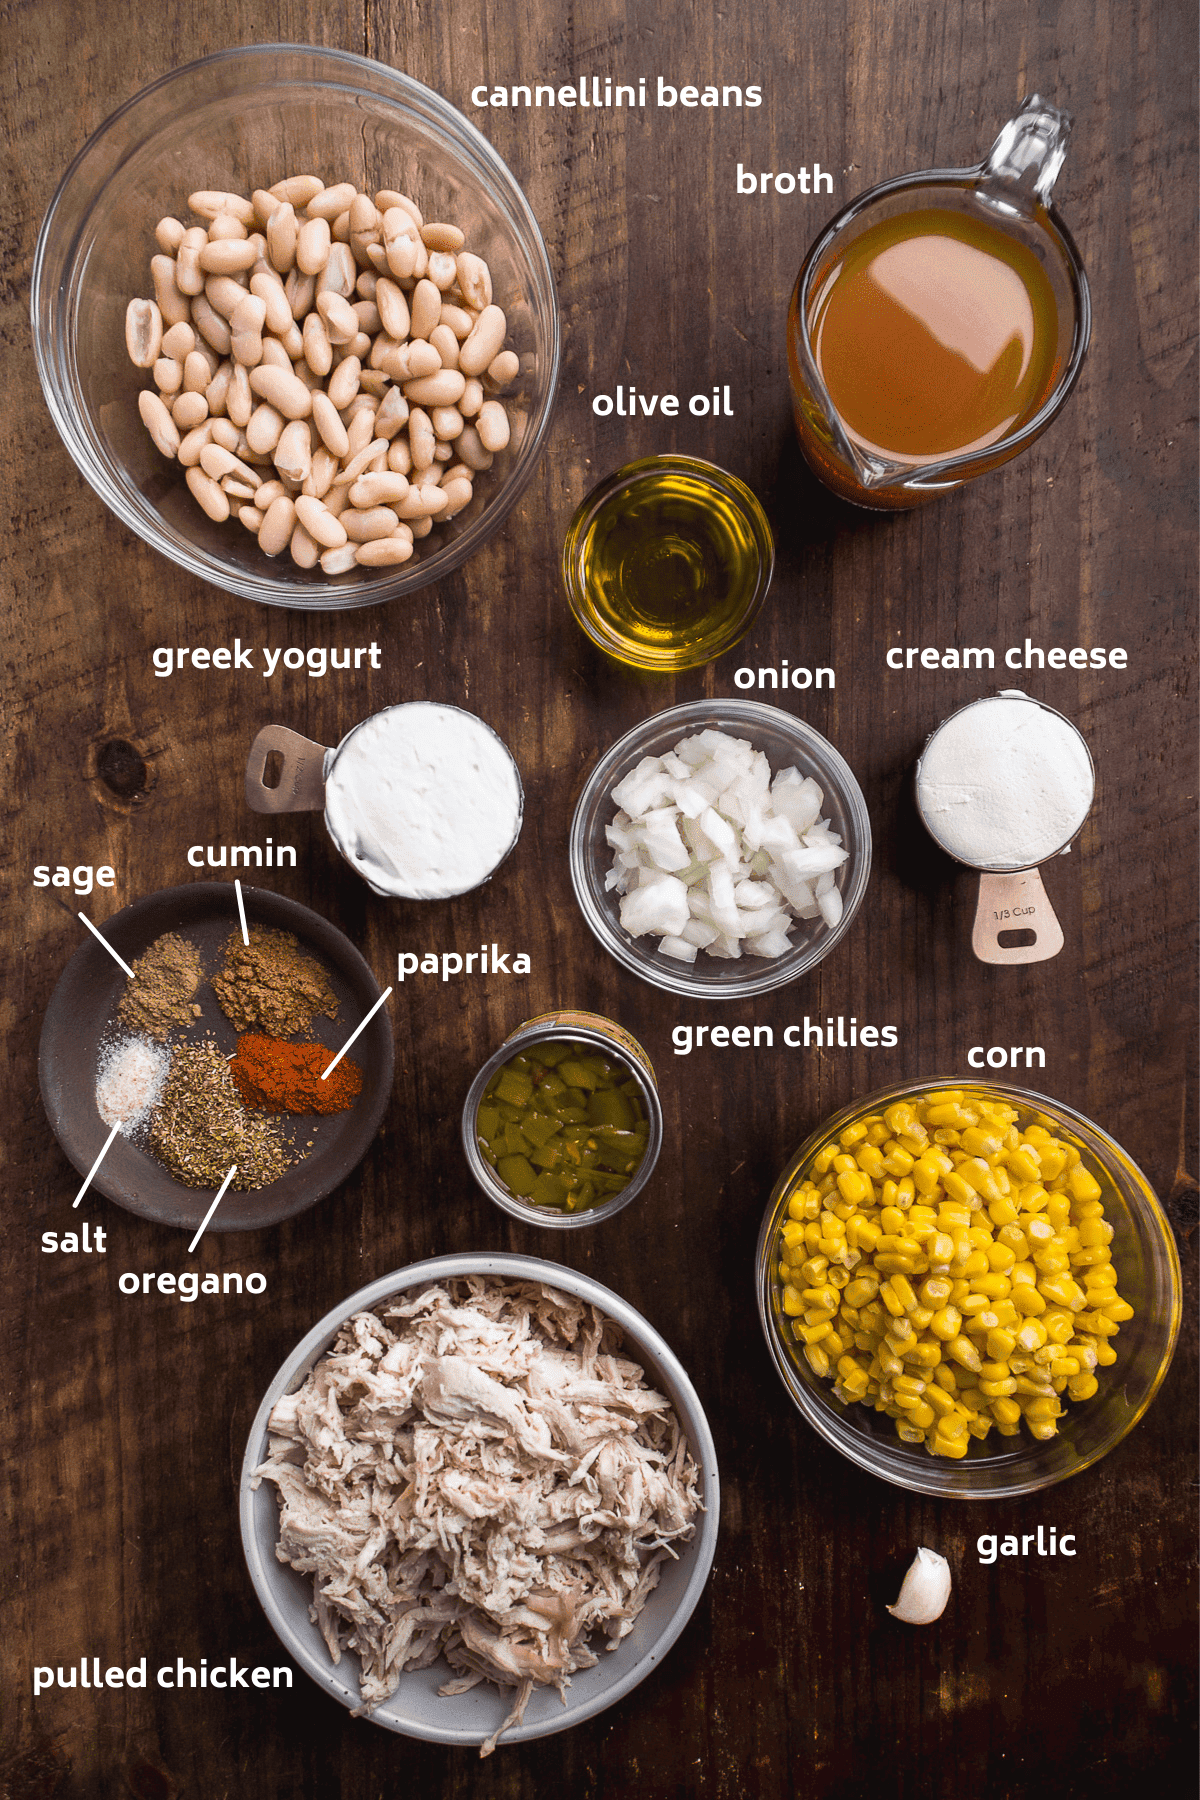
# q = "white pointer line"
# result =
<box><xmin>78</xmin><ymin>912</ymin><xmax>136</xmax><ymax>979</ymax></box>
<box><xmin>322</xmin><ymin>987</ymin><xmax>393</xmax><ymax>1080</ymax></box>
<box><xmin>73</xmin><ymin>1119</ymin><xmax>124</xmax><ymax>1208</ymax></box>
<box><xmin>188</xmin><ymin>1166</ymin><xmax>239</xmax><ymax>1253</ymax></box>
<box><xmin>234</xmin><ymin>879</ymin><xmax>250</xmax><ymax>947</ymax></box>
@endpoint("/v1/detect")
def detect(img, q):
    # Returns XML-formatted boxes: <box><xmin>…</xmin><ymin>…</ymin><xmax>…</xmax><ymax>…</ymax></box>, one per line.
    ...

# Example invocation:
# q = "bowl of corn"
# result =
<box><xmin>755</xmin><ymin>1080</ymin><xmax>1182</xmax><ymax>1498</ymax></box>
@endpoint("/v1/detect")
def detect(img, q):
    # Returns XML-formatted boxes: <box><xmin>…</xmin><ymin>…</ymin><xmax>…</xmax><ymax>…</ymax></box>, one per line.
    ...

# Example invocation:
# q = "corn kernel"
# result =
<box><xmin>1068</xmin><ymin>1166</ymin><xmax>1103</xmax><ymax>1204</ymax></box>
<box><xmin>986</xmin><ymin>1328</ymin><xmax>1017</xmax><ymax>1360</ymax></box>
<box><xmin>1012</xmin><ymin>1285</ymin><xmax>1047</xmax><ymax>1316</ymax></box>
<box><xmin>1006</xmin><ymin>1148</ymin><xmax>1042</xmax><ymax>1183</ymax></box>
<box><xmin>979</xmin><ymin>1376</ymin><xmax>1018</xmax><ymax>1397</ymax></box>
<box><xmin>990</xmin><ymin>1397</ymin><xmax>1022</xmax><ymax>1426</ymax></box>
<box><xmin>929</xmin><ymin>1305</ymin><xmax>963</xmax><ymax>1341</ymax></box>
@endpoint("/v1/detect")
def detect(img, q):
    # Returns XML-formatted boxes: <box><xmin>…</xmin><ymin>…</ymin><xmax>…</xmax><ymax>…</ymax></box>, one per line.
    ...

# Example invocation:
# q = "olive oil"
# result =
<box><xmin>806</xmin><ymin>207</ymin><xmax>1061</xmax><ymax>463</ymax></box>
<box><xmin>563</xmin><ymin>457</ymin><xmax>773</xmax><ymax>672</ymax></box>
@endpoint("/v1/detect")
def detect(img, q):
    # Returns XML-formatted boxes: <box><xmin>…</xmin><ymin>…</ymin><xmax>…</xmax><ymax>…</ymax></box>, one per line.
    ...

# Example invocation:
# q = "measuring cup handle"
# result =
<box><xmin>244</xmin><ymin>725</ymin><xmax>329</xmax><ymax>814</ymax></box>
<box><xmin>980</xmin><ymin>94</ymin><xmax>1072</xmax><ymax>208</ymax></box>
<box><xmin>972</xmin><ymin>868</ymin><xmax>1065</xmax><ymax>965</ymax></box>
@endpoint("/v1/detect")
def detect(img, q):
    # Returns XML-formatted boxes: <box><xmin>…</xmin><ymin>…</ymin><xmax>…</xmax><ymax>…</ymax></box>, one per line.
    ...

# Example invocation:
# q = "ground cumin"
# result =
<box><xmin>212</xmin><ymin>927</ymin><xmax>340</xmax><ymax>1038</ymax></box>
<box><xmin>231</xmin><ymin>1033</ymin><xmax>363</xmax><ymax>1114</ymax></box>
<box><xmin>117</xmin><ymin>933</ymin><xmax>204</xmax><ymax>1041</ymax></box>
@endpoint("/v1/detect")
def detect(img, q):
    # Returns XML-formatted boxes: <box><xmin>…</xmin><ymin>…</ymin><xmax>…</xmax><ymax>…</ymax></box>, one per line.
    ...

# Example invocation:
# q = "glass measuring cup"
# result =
<box><xmin>787</xmin><ymin>96</ymin><xmax>1091</xmax><ymax>509</ymax></box>
<box><xmin>914</xmin><ymin>692</ymin><xmax>1095</xmax><ymax>965</ymax></box>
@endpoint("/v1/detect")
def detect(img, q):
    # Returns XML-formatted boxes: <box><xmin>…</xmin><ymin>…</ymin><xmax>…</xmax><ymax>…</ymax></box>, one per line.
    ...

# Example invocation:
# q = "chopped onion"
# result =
<box><xmin>606</xmin><ymin>729</ymin><xmax>849</xmax><ymax>964</ymax></box>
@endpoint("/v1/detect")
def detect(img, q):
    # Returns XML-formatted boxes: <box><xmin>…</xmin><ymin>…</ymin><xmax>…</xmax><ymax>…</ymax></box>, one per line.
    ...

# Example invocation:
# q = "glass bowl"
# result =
<box><xmin>461</xmin><ymin>1015</ymin><xmax>664</xmax><ymax>1229</ymax></box>
<box><xmin>239</xmin><ymin>1253</ymin><xmax>720</xmax><ymax>1749</ymax></box>
<box><xmin>755</xmin><ymin>1079</ymin><xmax>1182</xmax><ymax>1498</ymax></box>
<box><xmin>32</xmin><ymin>45</ymin><xmax>560</xmax><ymax>611</ymax></box>
<box><xmin>569</xmin><ymin>698</ymin><xmax>872</xmax><ymax>999</ymax></box>
<box><xmin>561</xmin><ymin>456</ymin><xmax>774</xmax><ymax>671</ymax></box>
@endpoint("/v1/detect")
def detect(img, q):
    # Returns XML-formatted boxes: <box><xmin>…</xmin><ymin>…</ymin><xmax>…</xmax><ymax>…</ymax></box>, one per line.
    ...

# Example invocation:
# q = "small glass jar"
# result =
<box><xmin>461</xmin><ymin>1012</ymin><xmax>663</xmax><ymax>1229</ymax></box>
<box><xmin>562</xmin><ymin>456</ymin><xmax>774</xmax><ymax>671</ymax></box>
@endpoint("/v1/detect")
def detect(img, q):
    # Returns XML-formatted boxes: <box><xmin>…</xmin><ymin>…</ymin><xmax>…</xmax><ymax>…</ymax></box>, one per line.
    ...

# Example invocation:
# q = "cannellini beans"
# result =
<box><xmin>476</xmin><ymin>400</ymin><xmax>511</xmax><ymax>453</ymax></box>
<box><xmin>172</xmin><ymin>391</ymin><xmax>209</xmax><ymax>431</ymax></box>
<box><xmin>294</xmin><ymin>494</ymin><xmax>348</xmax><ymax>548</ymax></box>
<box><xmin>185</xmin><ymin>464</ymin><xmax>230</xmax><ymax>521</ymax></box>
<box><xmin>125</xmin><ymin>299</ymin><xmax>163</xmax><ymax>369</ymax></box>
<box><xmin>355</xmin><ymin>534</ymin><xmax>414</xmax><ymax>565</ymax></box>
<box><xmin>130</xmin><ymin>174</ymin><xmax>515</xmax><ymax>577</ymax></box>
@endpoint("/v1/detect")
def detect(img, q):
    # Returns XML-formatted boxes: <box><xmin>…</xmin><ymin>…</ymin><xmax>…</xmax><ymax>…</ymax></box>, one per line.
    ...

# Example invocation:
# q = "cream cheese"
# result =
<box><xmin>323</xmin><ymin>703</ymin><xmax>523</xmax><ymax>899</ymax></box>
<box><xmin>916</xmin><ymin>692</ymin><xmax>1094</xmax><ymax>869</ymax></box>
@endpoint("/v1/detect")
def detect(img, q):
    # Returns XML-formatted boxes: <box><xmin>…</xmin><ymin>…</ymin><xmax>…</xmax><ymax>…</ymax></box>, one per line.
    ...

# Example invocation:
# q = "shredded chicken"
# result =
<box><xmin>252</xmin><ymin>1277</ymin><xmax>702</xmax><ymax>1755</ymax></box>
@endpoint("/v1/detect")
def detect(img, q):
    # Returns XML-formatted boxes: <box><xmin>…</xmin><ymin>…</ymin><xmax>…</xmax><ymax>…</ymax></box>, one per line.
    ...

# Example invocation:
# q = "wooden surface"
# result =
<box><xmin>3</xmin><ymin>1</ymin><xmax>1197</xmax><ymax>1795</ymax></box>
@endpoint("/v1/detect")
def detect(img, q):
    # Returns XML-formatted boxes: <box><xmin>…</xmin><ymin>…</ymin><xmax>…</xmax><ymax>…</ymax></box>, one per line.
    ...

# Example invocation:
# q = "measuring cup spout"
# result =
<box><xmin>978</xmin><ymin>94</ymin><xmax>1072</xmax><ymax>215</ymax></box>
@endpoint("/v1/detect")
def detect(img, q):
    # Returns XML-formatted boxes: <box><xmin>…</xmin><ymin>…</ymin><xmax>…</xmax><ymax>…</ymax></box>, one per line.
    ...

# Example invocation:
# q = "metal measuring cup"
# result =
<box><xmin>243</xmin><ymin>704</ymin><xmax>524</xmax><ymax>899</ymax></box>
<box><xmin>914</xmin><ymin>692</ymin><xmax>1095</xmax><ymax>966</ymax></box>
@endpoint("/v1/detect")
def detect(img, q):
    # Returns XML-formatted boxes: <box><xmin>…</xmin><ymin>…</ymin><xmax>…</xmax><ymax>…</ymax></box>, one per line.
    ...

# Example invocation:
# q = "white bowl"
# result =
<box><xmin>239</xmin><ymin>1253</ymin><xmax>720</xmax><ymax>1748</ymax></box>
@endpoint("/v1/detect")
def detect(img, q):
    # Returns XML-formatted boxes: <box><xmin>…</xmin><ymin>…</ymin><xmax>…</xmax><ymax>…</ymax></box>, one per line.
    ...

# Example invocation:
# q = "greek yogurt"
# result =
<box><xmin>323</xmin><ymin>703</ymin><xmax>523</xmax><ymax>899</ymax></box>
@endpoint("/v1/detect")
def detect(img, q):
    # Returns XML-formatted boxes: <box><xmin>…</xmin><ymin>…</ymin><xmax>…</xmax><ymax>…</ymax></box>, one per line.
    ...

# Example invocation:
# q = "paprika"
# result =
<box><xmin>230</xmin><ymin>1033</ymin><xmax>363</xmax><ymax>1115</ymax></box>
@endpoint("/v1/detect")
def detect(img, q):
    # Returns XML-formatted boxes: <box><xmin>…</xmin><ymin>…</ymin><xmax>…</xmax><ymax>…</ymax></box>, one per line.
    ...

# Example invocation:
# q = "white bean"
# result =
<box><xmin>153</xmin><ymin>356</ymin><xmax>182</xmax><ymax>395</ymax></box>
<box><xmin>320</xmin><ymin>543</ymin><xmax>360</xmax><ymax>574</ymax></box>
<box><xmin>151</xmin><ymin>255</ymin><xmax>192</xmax><ymax>326</ymax></box>
<box><xmin>251</xmin><ymin>272</ymin><xmax>293</xmax><ymax>335</ymax></box>
<box><xmin>274</xmin><ymin>419</ymin><xmax>313</xmax><ymax>486</ymax></box>
<box><xmin>347</xmin><ymin>471</ymin><xmax>410</xmax><ymax>508</ymax></box>
<box><xmin>403</xmin><ymin>369</ymin><xmax>466</xmax><ymax>408</ymax></box>
<box><xmin>476</xmin><ymin>400</ymin><xmax>510</xmax><ymax>453</ymax></box>
<box><xmin>172</xmin><ymin>391</ymin><xmax>209</xmax><ymax>431</ymax></box>
<box><xmin>455</xmin><ymin>252</ymin><xmax>492</xmax><ymax>311</ymax></box>
<box><xmin>270</xmin><ymin>175</ymin><xmax>324</xmax><ymax>208</ymax></box>
<box><xmin>409</xmin><ymin>278</ymin><xmax>442</xmax><ymax>340</ymax></box>
<box><xmin>311</xmin><ymin>391</ymin><xmax>350</xmax><ymax>457</ymax></box>
<box><xmin>189</xmin><ymin>190</ymin><xmax>255</xmax><ymax>226</ymax></box>
<box><xmin>458</xmin><ymin>305</ymin><xmax>507</xmax><ymax>376</ymax></box>
<box><xmin>125</xmin><ymin>299</ymin><xmax>163</xmax><ymax>368</ymax></box>
<box><xmin>421</xmin><ymin>221</ymin><xmax>465</xmax><ymax>252</ymax></box>
<box><xmin>355</xmin><ymin>535</ymin><xmax>414</xmax><ymax>566</ymax></box>
<box><xmin>296</xmin><ymin>216</ymin><xmax>331</xmax><ymax>275</ymax></box>
<box><xmin>156</xmin><ymin>217</ymin><xmax>185</xmax><ymax>254</ymax></box>
<box><xmin>289</xmin><ymin>520</ymin><xmax>321</xmax><ymax>567</ymax></box>
<box><xmin>257</xmin><ymin>494</ymin><xmax>297</xmax><ymax>555</ymax></box>
<box><xmin>294</xmin><ymin>494</ymin><xmax>348</xmax><ymax>548</ymax></box>
<box><xmin>185</xmin><ymin>464</ymin><xmax>230</xmax><ymax>520</ymax></box>
<box><xmin>248</xmin><ymin>364</ymin><xmax>313</xmax><ymax>419</ymax></box>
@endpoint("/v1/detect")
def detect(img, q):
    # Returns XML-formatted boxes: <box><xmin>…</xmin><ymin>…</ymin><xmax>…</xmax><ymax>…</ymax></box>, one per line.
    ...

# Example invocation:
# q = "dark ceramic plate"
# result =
<box><xmin>38</xmin><ymin>883</ymin><xmax>394</xmax><ymax>1232</ymax></box>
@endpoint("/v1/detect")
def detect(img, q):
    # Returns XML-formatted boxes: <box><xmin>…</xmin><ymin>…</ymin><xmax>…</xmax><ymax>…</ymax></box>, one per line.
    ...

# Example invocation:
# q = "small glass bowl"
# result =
<box><xmin>569</xmin><ymin>699</ymin><xmax>872</xmax><ymax>999</ymax></box>
<box><xmin>561</xmin><ymin>456</ymin><xmax>774</xmax><ymax>671</ymax></box>
<box><xmin>755</xmin><ymin>1079</ymin><xmax>1182</xmax><ymax>1499</ymax></box>
<box><xmin>461</xmin><ymin>1019</ymin><xmax>664</xmax><ymax>1229</ymax></box>
<box><xmin>32</xmin><ymin>45</ymin><xmax>560</xmax><ymax>611</ymax></box>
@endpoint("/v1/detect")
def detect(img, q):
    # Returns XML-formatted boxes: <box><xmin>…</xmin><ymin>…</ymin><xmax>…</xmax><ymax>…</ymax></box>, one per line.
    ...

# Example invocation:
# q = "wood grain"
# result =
<box><xmin>2</xmin><ymin>1</ymin><xmax>1196</xmax><ymax>1795</ymax></box>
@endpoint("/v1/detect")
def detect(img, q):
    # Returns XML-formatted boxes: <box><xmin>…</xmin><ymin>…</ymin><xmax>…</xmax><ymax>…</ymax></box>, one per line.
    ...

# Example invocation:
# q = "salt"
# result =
<box><xmin>96</xmin><ymin>1035</ymin><xmax>169</xmax><ymax>1133</ymax></box>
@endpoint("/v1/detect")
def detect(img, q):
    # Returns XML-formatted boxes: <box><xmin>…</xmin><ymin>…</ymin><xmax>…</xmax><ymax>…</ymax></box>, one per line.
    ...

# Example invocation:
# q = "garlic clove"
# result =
<box><xmin>887</xmin><ymin>1546</ymin><xmax>952</xmax><ymax>1624</ymax></box>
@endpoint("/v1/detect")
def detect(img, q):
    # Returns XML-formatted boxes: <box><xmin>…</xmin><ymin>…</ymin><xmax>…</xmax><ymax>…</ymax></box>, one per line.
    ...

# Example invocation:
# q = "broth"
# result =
<box><xmin>807</xmin><ymin>207</ymin><xmax>1061</xmax><ymax>463</ymax></box>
